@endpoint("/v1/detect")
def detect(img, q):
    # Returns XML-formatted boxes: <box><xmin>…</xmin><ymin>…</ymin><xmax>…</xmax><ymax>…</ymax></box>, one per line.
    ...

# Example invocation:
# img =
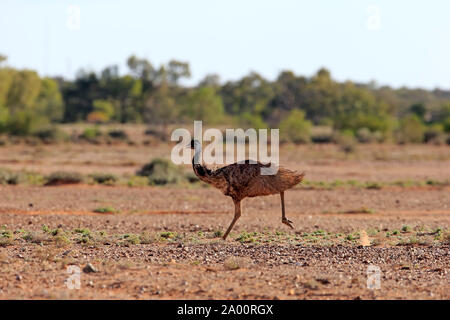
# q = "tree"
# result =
<box><xmin>62</xmin><ymin>71</ymin><xmax>100</xmax><ymax>122</ymax></box>
<box><xmin>409</xmin><ymin>103</ymin><xmax>426</xmax><ymax>120</ymax></box>
<box><xmin>397</xmin><ymin>114</ymin><xmax>425</xmax><ymax>143</ymax></box>
<box><xmin>34</xmin><ymin>78</ymin><xmax>64</xmax><ymax>122</ymax></box>
<box><xmin>333</xmin><ymin>81</ymin><xmax>394</xmax><ymax>137</ymax></box>
<box><xmin>198</xmin><ymin>74</ymin><xmax>221</xmax><ymax>88</ymax></box>
<box><xmin>220</xmin><ymin>72</ymin><xmax>274</xmax><ymax>117</ymax></box>
<box><xmin>88</xmin><ymin>99</ymin><xmax>114</xmax><ymax>123</ymax></box>
<box><xmin>279</xmin><ymin>109</ymin><xmax>312</xmax><ymax>143</ymax></box>
<box><xmin>6</xmin><ymin>70</ymin><xmax>41</xmax><ymax>113</ymax></box>
<box><xmin>143</xmin><ymin>83</ymin><xmax>178</xmax><ymax>137</ymax></box>
<box><xmin>0</xmin><ymin>68</ymin><xmax>15</xmax><ymax>108</ymax></box>
<box><xmin>301</xmin><ymin>68</ymin><xmax>341</xmax><ymax>124</ymax></box>
<box><xmin>127</xmin><ymin>55</ymin><xmax>156</xmax><ymax>82</ymax></box>
<box><xmin>167</xmin><ymin>60</ymin><xmax>191</xmax><ymax>85</ymax></box>
<box><xmin>181</xmin><ymin>87</ymin><xmax>224</xmax><ymax>124</ymax></box>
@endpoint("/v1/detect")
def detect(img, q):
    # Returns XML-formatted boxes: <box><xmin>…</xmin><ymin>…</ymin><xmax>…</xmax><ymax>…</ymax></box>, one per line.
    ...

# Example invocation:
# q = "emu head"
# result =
<box><xmin>190</xmin><ymin>139</ymin><xmax>201</xmax><ymax>150</ymax></box>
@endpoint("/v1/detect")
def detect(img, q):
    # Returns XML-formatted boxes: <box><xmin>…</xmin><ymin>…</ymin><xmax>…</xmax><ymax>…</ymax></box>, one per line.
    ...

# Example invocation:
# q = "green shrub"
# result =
<box><xmin>33</xmin><ymin>126</ymin><xmax>68</xmax><ymax>143</ymax></box>
<box><xmin>137</xmin><ymin>158</ymin><xmax>184</xmax><ymax>185</ymax></box>
<box><xmin>6</xmin><ymin>111</ymin><xmax>50</xmax><ymax>136</ymax></box>
<box><xmin>239</xmin><ymin>112</ymin><xmax>267</xmax><ymax>130</ymax></box>
<box><xmin>80</xmin><ymin>127</ymin><xmax>102</xmax><ymax>142</ymax></box>
<box><xmin>396</xmin><ymin>114</ymin><xmax>425</xmax><ymax>143</ymax></box>
<box><xmin>108</xmin><ymin>129</ymin><xmax>129</xmax><ymax>141</ymax></box>
<box><xmin>89</xmin><ymin>173</ymin><xmax>118</xmax><ymax>185</ymax></box>
<box><xmin>310</xmin><ymin>126</ymin><xmax>334</xmax><ymax>143</ymax></box>
<box><xmin>443</xmin><ymin>117</ymin><xmax>450</xmax><ymax>133</ymax></box>
<box><xmin>335</xmin><ymin>130</ymin><xmax>357</xmax><ymax>153</ymax></box>
<box><xmin>185</xmin><ymin>171</ymin><xmax>199</xmax><ymax>183</ymax></box>
<box><xmin>93</xmin><ymin>207</ymin><xmax>117</xmax><ymax>214</ymax></box>
<box><xmin>45</xmin><ymin>171</ymin><xmax>84</xmax><ymax>186</ymax></box>
<box><xmin>424</xmin><ymin>125</ymin><xmax>446</xmax><ymax>145</ymax></box>
<box><xmin>279</xmin><ymin>109</ymin><xmax>312</xmax><ymax>143</ymax></box>
<box><xmin>0</xmin><ymin>168</ymin><xmax>22</xmax><ymax>185</ymax></box>
<box><xmin>355</xmin><ymin>127</ymin><xmax>382</xmax><ymax>143</ymax></box>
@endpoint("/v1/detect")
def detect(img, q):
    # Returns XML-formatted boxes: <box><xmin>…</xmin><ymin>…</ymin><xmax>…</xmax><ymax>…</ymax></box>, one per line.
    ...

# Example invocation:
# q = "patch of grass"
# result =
<box><xmin>22</xmin><ymin>231</ymin><xmax>50</xmax><ymax>244</ymax></box>
<box><xmin>42</xmin><ymin>224</ymin><xmax>50</xmax><ymax>233</ymax></box>
<box><xmin>213</xmin><ymin>230</ymin><xmax>223</xmax><ymax>238</ymax></box>
<box><xmin>45</xmin><ymin>171</ymin><xmax>83</xmax><ymax>186</ymax></box>
<box><xmin>139</xmin><ymin>232</ymin><xmax>156</xmax><ymax>244</ymax></box>
<box><xmin>300</xmin><ymin>179</ymin><xmax>449</xmax><ymax>190</ymax></box>
<box><xmin>93</xmin><ymin>207</ymin><xmax>118</xmax><ymax>214</ymax></box>
<box><xmin>120</xmin><ymin>233</ymin><xmax>141</xmax><ymax>245</ymax></box>
<box><xmin>346</xmin><ymin>233</ymin><xmax>359</xmax><ymax>241</ymax></box>
<box><xmin>235</xmin><ymin>231</ymin><xmax>258</xmax><ymax>243</ymax></box>
<box><xmin>126</xmin><ymin>175</ymin><xmax>149</xmax><ymax>187</ymax></box>
<box><xmin>54</xmin><ymin>234</ymin><xmax>71</xmax><ymax>247</ymax></box>
<box><xmin>402</xmin><ymin>225</ymin><xmax>412</xmax><ymax>233</ymax></box>
<box><xmin>74</xmin><ymin>228</ymin><xmax>91</xmax><ymax>236</ymax></box>
<box><xmin>89</xmin><ymin>173</ymin><xmax>118</xmax><ymax>185</ymax></box>
<box><xmin>159</xmin><ymin>231</ymin><xmax>176</xmax><ymax>240</ymax></box>
<box><xmin>0</xmin><ymin>227</ymin><xmax>13</xmax><ymax>246</ymax></box>
<box><xmin>365</xmin><ymin>182</ymin><xmax>383</xmax><ymax>190</ymax></box>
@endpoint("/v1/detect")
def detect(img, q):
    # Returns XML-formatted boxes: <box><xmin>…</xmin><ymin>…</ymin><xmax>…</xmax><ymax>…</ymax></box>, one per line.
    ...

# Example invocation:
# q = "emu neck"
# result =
<box><xmin>193</xmin><ymin>145</ymin><xmax>202</xmax><ymax>165</ymax></box>
<box><xmin>192</xmin><ymin>145</ymin><xmax>211</xmax><ymax>178</ymax></box>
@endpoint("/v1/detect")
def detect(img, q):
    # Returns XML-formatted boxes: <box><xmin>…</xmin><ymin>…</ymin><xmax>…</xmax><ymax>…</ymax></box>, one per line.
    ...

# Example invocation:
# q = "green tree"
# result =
<box><xmin>279</xmin><ymin>109</ymin><xmax>312</xmax><ymax>143</ymax></box>
<box><xmin>143</xmin><ymin>83</ymin><xmax>178</xmax><ymax>137</ymax></box>
<box><xmin>397</xmin><ymin>114</ymin><xmax>425</xmax><ymax>143</ymax></box>
<box><xmin>85</xmin><ymin>99</ymin><xmax>115</xmax><ymax>123</ymax></box>
<box><xmin>7</xmin><ymin>70</ymin><xmax>41</xmax><ymax>113</ymax></box>
<box><xmin>220</xmin><ymin>72</ymin><xmax>274</xmax><ymax>123</ymax></box>
<box><xmin>333</xmin><ymin>82</ymin><xmax>395</xmax><ymax>139</ymax></box>
<box><xmin>409</xmin><ymin>103</ymin><xmax>426</xmax><ymax>120</ymax></box>
<box><xmin>0</xmin><ymin>68</ymin><xmax>15</xmax><ymax>108</ymax></box>
<box><xmin>34</xmin><ymin>78</ymin><xmax>64</xmax><ymax>122</ymax></box>
<box><xmin>167</xmin><ymin>60</ymin><xmax>191</xmax><ymax>85</ymax></box>
<box><xmin>181</xmin><ymin>87</ymin><xmax>224</xmax><ymax>124</ymax></box>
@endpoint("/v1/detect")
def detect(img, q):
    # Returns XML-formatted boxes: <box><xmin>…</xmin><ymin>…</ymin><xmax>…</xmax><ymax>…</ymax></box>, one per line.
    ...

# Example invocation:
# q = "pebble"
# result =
<box><xmin>83</xmin><ymin>263</ymin><xmax>98</xmax><ymax>273</ymax></box>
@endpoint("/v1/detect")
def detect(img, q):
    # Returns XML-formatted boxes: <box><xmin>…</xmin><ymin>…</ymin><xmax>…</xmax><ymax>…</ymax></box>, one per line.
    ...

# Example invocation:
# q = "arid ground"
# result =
<box><xmin>0</xmin><ymin>131</ymin><xmax>449</xmax><ymax>299</ymax></box>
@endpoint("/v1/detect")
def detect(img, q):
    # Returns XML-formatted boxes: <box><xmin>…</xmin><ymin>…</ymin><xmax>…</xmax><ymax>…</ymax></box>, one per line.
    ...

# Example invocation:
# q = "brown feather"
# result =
<box><xmin>193</xmin><ymin>160</ymin><xmax>304</xmax><ymax>201</ymax></box>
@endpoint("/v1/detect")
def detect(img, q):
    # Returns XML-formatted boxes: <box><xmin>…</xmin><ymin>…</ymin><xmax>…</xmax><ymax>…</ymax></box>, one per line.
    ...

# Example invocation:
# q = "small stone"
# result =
<box><xmin>16</xmin><ymin>275</ymin><xmax>22</xmax><ymax>281</ymax></box>
<box><xmin>83</xmin><ymin>263</ymin><xmax>98</xmax><ymax>273</ymax></box>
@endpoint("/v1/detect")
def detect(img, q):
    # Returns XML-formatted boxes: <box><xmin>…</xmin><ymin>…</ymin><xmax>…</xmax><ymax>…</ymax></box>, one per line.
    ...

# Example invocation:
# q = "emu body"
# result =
<box><xmin>190</xmin><ymin>139</ymin><xmax>304</xmax><ymax>240</ymax></box>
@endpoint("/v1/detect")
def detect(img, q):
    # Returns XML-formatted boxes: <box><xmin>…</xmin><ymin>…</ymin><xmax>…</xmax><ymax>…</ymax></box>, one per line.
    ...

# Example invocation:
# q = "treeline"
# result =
<box><xmin>0</xmin><ymin>54</ymin><xmax>449</xmax><ymax>144</ymax></box>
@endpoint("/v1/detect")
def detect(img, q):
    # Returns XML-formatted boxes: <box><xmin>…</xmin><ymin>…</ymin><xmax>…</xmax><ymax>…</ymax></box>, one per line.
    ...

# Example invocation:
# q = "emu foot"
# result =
<box><xmin>282</xmin><ymin>218</ymin><xmax>294</xmax><ymax>229</ymax></box>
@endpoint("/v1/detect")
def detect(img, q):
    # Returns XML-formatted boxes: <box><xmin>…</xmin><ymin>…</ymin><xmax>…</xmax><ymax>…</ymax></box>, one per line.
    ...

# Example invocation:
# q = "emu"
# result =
<box><xmin>189</xmin><ymin>139</ymin><xmax>304</xmax><ymax>240</ymax></box>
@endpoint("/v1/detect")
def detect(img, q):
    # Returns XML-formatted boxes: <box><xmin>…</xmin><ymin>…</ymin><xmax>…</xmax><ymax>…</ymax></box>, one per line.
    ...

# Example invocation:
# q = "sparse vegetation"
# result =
<box><xmin>89</xmin><ymin>173</ymin><xmax>118</xmax><ymax>185</ymax></box>
<box><xmin>93</xmin><ymin>207</ymin><xmax>117</xmax><ymax>214</ymax></box>
<box><xmin>45</xmin><ymin>171</ymin><xmax>84</xmax><ymax>186</ymax></box>
<box><xmin>137</xmin><ymin>158</ymin><xmax>185</xmax><ymax>185</ymax></box>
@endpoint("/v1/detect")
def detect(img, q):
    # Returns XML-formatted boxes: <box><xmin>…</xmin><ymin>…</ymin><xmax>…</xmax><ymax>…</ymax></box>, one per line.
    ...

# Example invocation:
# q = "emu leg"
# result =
<box><xmin>222</xmin><ymin>199</ymin><xmax>241</xmax><ymax>240</ymax></box>
<box><xmin>281</xmin><ymin>191</ymin><xmax>294</xmax><ymax>229</ymax></box>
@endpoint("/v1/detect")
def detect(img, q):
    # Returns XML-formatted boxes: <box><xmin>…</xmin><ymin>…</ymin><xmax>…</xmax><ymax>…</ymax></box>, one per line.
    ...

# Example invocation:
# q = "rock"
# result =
<box><xmin>83</xmin><ymin>263</ymin><xmax>98</xmax><ymax>273</ymax></box>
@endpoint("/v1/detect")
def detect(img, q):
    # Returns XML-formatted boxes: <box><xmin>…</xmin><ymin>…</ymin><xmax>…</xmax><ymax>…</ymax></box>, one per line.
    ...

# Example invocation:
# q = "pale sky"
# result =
<box><xmin>1</xmin><ymin>0</ymin><xmax>450</xmax><ymax>89</ymax></box>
